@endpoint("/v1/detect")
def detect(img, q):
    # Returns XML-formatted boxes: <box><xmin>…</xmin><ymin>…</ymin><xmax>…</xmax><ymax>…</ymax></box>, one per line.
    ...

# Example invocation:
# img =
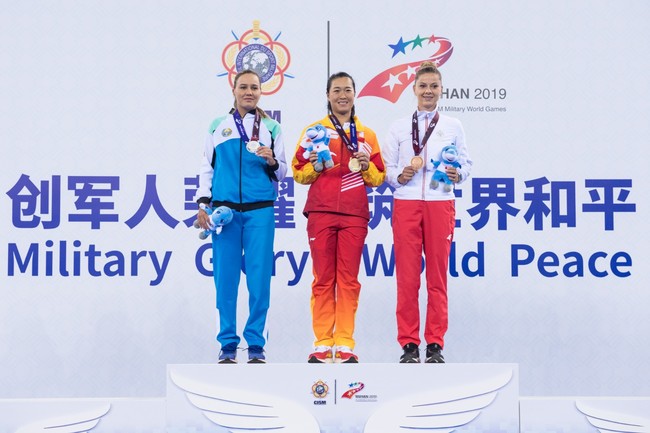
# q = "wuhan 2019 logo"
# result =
<box><xmin>359</xmin><ymin>32</ymin><xmax>453</xmax><ymax>103</ymax></box>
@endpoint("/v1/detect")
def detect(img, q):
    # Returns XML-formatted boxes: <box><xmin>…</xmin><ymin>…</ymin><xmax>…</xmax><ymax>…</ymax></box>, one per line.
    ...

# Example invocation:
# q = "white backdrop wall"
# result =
<box><xmin>1</xmin><ymin>0</ymin><xmax>648</xmax><ymax>398</ymax></box>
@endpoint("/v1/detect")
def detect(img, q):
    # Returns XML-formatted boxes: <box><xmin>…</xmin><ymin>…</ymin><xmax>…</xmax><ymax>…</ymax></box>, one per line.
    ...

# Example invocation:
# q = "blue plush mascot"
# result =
<box><xmin>305</xmin><ymin>124</ymin><xmax>334</xmax><ymax>173</ymax></box>
<box><xmin>194</xmin><ymin>204</ymin><xmax>234</xmax><ymax>239</ymax></box>
<box><xmin>430</xmin><ymin>145</ymin><xmax>461</xmax><ymax>192</ymax></box>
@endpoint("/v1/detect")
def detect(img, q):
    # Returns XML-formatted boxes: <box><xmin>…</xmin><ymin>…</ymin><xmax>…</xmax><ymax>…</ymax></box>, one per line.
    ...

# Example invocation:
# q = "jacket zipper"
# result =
<box><xmin>239</xmin><ymin>137</ymin><xmax>243</xmax><ymax>205</ymax></box>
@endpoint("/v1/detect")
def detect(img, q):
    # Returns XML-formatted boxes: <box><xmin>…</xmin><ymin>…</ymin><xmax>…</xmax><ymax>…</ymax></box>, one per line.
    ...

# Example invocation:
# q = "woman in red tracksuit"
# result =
<box><xmin>292</xmin><ymin>72</ymin><xmax>386</xmax><ymax>363</ymax></box>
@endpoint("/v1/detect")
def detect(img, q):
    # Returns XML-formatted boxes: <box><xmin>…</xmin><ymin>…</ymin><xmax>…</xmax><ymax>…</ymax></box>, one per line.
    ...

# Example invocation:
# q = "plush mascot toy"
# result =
<box><xmin>305</xmin><ymin>124</ymin><xmax>334</xmax><ymax>172</ymax></box>
<box><xmin>430</xmin><ymin>145</ymin><xmax>461</xmax><ymax>192</ymax></box>
<box><xmin>193</xmin><ymin>204</ymin><xmax>234</xmax><ymax>239</ymax></box>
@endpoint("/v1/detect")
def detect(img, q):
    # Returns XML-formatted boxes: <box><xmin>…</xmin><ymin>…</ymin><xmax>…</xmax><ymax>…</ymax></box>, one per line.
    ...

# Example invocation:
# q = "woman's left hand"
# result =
<box><xmin>445</xmin><ymin>166</ymin><xmax>461</xmax><ymax>183</ymax></box>
<box><xmin>256</xmin><ymin>145</ymin><xmax>276</xmax><ymax>166</ymax></box>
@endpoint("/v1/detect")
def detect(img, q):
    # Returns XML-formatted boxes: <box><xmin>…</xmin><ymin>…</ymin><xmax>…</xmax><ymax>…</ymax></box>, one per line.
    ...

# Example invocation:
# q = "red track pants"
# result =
<box><xmin>393</xmin><ymin>199</ymin><xmax>455</xmax><ymax>348</ymax></box>
<box><xmin>307</xmin><ymin>211</ymin><xmax>368</xmax><ymax>349</ymax></box>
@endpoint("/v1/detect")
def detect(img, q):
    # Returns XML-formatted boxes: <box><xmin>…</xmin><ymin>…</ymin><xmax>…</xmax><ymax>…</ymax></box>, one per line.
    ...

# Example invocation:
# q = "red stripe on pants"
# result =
<box><xmin>307</xmin><ymin>212</ymin><xmax>368</xmax><ymax>349</ymax></box>
<box><xmin>393</xmin><ymin>199</ymin><xmax>455</xmax><ymax>348</ymax></box>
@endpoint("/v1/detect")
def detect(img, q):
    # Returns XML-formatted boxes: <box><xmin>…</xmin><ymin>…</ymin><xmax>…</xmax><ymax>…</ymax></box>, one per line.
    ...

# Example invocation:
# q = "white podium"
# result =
<box><xmin>166</xmin><ymin>363</ymin><xmax>520</xmax><ymax>433</ymax></box>
<box><xmin>0</xmin><ymin>398</ymin><xmax>164</xmax><ymax>432</ymax></box>
<box><xmin>5</xmin><ymin>364</ymin><xmax>646</xmax><ymax>432</ymax></box>
<box><xmin>520</xmin><ymin>397</ymin><xmax>650</xmax><ymax>433</ymax></box>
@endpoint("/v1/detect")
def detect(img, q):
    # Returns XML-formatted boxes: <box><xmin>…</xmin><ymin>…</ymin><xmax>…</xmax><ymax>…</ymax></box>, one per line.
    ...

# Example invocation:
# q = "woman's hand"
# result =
<box><xmin>256</xmin><ymin>145</ymin><xmax>277</xmax><ymax>166</ymax></box>
<box><xmin>196</xmin><ymin>208</ymin><xmax>211</xmax><ymax>230</ymax></box>
<box><xmin>354</xmin><ymin>151</ymin><xmax>370</xmax><ymax>171</ymax></box>
<box><xmin>398</xmin><ymin>166</ymin><xmax>416</xmax><ymax>185</ymax></box>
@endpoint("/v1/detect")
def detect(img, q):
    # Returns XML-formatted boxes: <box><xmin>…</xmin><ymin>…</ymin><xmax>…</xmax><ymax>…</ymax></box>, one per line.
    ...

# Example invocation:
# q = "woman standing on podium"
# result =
<box><xmin>383</xmin><ymin>61</ymin><xmax>473</xmax><ymax>364</ymax></box>
<box><xmin>194</xmin><ymin>69</ymin><xmax>287</xmax><ymax>364</ymax></box>
<box><xmin>292</xmin><ymin>72</ymin><xmax>386</xmax><ymax>364</ymax></box>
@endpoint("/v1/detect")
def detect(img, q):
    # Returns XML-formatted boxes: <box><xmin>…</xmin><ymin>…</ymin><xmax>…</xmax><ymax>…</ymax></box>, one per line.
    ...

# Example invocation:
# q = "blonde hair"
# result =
<box><xmin>415</xmin><ymin>61</ymin><xmax>442</xmax><ymax>83</ymax></box>
<box><xmin>232</xmin><ymin>69</ymin><xmax>267</xmax><ymax>118</ymax></box>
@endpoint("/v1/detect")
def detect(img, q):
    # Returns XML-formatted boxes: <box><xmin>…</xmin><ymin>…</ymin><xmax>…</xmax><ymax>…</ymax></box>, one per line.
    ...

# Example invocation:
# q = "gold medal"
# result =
<box><xmin>246</xmin><ymin>140</ymin><xmax>260</xmax><ymax>153</ymax></box>
<box><xmin>410</xmin><ymin>155</ymin><xmax>424</xmax><ymax>171</ymax></box>
<box><xmin>348</xmin><ymin>157</ymin><xmax>361</xmax><ymax>173</ymax></box>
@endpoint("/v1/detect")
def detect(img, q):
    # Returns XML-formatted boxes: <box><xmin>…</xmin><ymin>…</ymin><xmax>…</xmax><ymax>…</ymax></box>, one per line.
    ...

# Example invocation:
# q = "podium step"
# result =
<box><xmin>0</xmin><ymin>398</ymin><xmax>164</xmax><ymax>432</ymax></box>
<box><xmin>3</xmin><ymin>365</ymin><xmax>645</xmax><ymax>432</ymax></box>
<box><xmin>520</xmin><ymin>397</ymin><xmax>650</xmax><ymax>433</ymax></box>
<box><xmin>166</xmin><ymin>363</ymin><xmax>520</xmax><ymax>432</ymax></box>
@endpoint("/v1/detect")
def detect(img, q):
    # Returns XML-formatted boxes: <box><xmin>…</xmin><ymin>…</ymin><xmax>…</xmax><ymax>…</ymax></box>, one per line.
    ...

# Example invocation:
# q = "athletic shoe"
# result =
<box><xmin>247</xmin><ymin>345</ymin><xmax>266</xmax><ymax>364</ymax></box>
<box><xmin>218</xmin><ymin>343</ymin><xmax>238</xmax><ymax>364</ymax></box>
<box><xmin>308</xmin><ymin>346</ymin><xmax>333</xmax><ymax>363</ymax></box>
<box><xmin>399</xmin><ymin>343</ymin><xmax>420</xmax><ymax>363</ymax></box>
<box><xmin>425</xmin><ymin>343</ymin><xmax>445</xmax><ymax>363</ymax></box>
<box><xmin>335</xmin><ymin>346</ymin><xmax>359</xmax><ymax>363</ymax></box>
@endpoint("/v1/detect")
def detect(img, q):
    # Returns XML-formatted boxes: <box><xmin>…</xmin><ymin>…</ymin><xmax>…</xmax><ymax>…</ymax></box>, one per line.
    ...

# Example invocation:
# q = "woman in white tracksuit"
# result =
<box><xmin>383</xmin><ymin>61</ymin><xmax>472</xmax><ymax>364</ymax></box>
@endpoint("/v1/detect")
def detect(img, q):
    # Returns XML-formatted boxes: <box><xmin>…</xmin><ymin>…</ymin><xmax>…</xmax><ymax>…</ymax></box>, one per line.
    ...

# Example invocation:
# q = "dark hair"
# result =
<box><xmin>326</xmin><ymin>71</ymin><xmax>356</xmax><ymax>93</ymax></box>
<box><xmin>414</xmin><ymin>61</ymin><xmax>442</xmax><ymax>83</ymax></box>
<box><xmin>326</xmin><ymin>72</ymin><xmax>356</xmax><ymax>120</ymax></box>
<box><xmin>232</xmin><ymin>69</ymin><xmax>267</xmax><ymax>118</ymax></box>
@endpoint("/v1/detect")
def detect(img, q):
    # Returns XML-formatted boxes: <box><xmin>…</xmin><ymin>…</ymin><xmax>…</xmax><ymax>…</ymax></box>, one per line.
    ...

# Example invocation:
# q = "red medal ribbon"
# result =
<box><xmin>411</xmin><ymin>111</ymin><xmax>439</xmax><ymax>156</ymax></box>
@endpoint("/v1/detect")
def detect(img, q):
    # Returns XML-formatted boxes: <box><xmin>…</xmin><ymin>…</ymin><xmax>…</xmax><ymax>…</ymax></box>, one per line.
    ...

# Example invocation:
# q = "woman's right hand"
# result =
<box><xmin>309</xmin><ymin>150</ymin><xmax>319</xmax><ymax>165</ymax></box>
<box><xmin>398</xmin><ymin>166</ymin><xmax>416</xmax><ymax>185</ymax></box>
<box><xmin>196</xmin><ymin>209</ymin><xmax>211</xmax><ymax>230</ymax></box>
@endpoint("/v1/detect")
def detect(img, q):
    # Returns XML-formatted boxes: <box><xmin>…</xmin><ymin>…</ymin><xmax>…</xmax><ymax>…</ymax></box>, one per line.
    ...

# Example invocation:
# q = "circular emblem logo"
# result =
<box><xmin>221</xmin><ymin>128</ymin><xmax>232</xmax><ymax>137</ymax></box>
<box><xmin>236</xmin><ymin>44</ymin><xmax>276</xmax><ymax>83</ymax></box>
<box><xmin>311</xmin><ymin>380</ymin><xmax>329</xmax><ymax>398</ymax></box>
<box><xmin>221</xmin><ymin>20</ymin><xmax>292</xmax><ymax>95</ymax></box>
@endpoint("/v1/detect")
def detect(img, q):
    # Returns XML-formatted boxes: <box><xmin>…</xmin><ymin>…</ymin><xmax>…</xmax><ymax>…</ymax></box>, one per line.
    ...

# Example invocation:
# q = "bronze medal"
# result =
<box><xmin>410</xmin><ymin>155</ymin><xmax>424</xmax><ymax>171</ymax></box>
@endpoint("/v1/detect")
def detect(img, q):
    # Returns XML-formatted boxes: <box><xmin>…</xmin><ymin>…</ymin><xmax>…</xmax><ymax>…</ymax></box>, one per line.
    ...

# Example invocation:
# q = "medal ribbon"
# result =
<box><xmin>233</xmin><ymin>109</ymin><xmax>261</xmax><ymax>143</ymax></box>
<box><xmin>411</xmin><ymin>111</ymin><xmax>440</xmax><ymax>156</ymax></box>
<box><xmin>329</xmin><ymin>114</ymin><xmax>358</xmax><ymax>153</ymax></box>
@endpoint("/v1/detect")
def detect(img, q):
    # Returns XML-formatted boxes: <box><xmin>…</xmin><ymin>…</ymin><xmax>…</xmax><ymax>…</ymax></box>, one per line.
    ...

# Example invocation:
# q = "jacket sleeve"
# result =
<box><xmin>194</xmin><ymin>132</ymin><xmax>215</xmax><ymax>204</ymax></box>
<box><xmin>453</xmin><ymin>120</ymin><xmax>473</xmax><ymax>184</ymax></box>
<box><xmin>382</xmin><ymin>122</ymin><xmax>404</xmax><ymax>190</ymax></box>
<box><xmin>360</xmin><ymin>127</ymin><xmax>386</xmax><ymax>187</ymax></box>
<box><xmin>266</xmin><ymin>120</ymin><xmax>288</xmax><ymax>181</ymax></box>
<box><xmin>291</xmin><ymin>125</ymin><xmax>321</xmax><ymax>185</ymax></box>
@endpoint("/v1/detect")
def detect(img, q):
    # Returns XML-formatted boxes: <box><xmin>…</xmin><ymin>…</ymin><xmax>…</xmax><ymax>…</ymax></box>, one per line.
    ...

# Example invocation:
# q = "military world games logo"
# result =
<box><xmin>218</xmin><ymin>20</ymin><xmax>293</xmax><ymax>95</ymax></box>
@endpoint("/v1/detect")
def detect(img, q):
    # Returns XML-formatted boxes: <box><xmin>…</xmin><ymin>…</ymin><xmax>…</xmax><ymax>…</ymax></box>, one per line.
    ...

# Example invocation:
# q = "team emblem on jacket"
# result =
<box><xmin>222</xmin><ymin>128</ymin><xmax>232</xmax><ymax>137</ymax></box>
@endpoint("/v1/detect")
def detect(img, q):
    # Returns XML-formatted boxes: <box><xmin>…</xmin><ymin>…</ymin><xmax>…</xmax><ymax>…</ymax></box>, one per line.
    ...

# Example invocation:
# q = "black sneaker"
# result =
<box><xmin>425</xmin><ymin>343</ymin><xmax>445</xmax><ymax>363</ymax></box>
<box><xmin>399</xmin><ymin>343</ymin><xmax>420</xmax><ymax>363</ymax></box>
<box><xmin>247</xmin><ymin>345</ymin><xmax>266</xmax><ymax>364</ymax></box>
<box><xmin>218</xmin><ymin>343</ymin><xmax>238</xmax><ymax>364</ymax></box>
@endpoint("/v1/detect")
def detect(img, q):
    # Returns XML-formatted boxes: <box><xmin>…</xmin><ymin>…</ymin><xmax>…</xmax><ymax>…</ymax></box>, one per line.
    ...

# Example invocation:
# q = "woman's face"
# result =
<box><xmin>413</xmin><ymin>72</ymin><xmax>442</xmax><ymax>111</ymax></box>
<box><xmin>327</xmin><ymin>76</ymin><xmax>355</xmax><ymax>119</ymax></box>
<box><xmin>233</xmin><ymin>73</ymin><xmax>261</xmax><ymax>114</ymax></box>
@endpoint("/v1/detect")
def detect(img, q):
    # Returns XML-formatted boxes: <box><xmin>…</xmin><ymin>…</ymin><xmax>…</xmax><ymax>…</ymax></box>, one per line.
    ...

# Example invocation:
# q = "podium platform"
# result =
<box><xmin>520</xmin><ymin>397</ymin><xmax>650</xmax><ymax>433</ymax></box>
<box><xmin>166</xmin><ymin>363</ymin><xmax>519</xmax><ymax>433</ymax></box>
<box><xmin>0</xmin><ymin>398</ymin><xmax>165</xmax><ymax>432</ymax></box>
<box><xmin>2</xmin><ymin>364</ymin><xmax>648</xmax><ymax>432</ymax></box>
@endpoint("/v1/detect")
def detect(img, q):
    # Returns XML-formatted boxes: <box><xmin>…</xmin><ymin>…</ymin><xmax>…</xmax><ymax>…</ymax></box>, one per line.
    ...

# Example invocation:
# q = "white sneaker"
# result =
<box><xmin>334</xmin><ymin>346</ymin><xmax>359</xmax><ymax>363</ymax></box>
<box><xmin>308</xmin><ymin>345</ymin><xmax>333</xmax><ymax>363</ymax></box>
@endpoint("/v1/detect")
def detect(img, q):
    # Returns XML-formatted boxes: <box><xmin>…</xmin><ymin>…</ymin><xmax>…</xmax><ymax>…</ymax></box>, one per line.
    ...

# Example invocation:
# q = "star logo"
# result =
<box><xmin>383</xmin><ymin>72</ymin><xmax>403</xmax><ymax>92</ymax></box>
<box><xmin>359</xmin><ymin>33</ymin><xmax>454</xmax><ymax>103</ymax></box>
<box><xmin>388</xmin><ymin>37</ymin><xmax>408</xmax><ymax>57</ymax></box>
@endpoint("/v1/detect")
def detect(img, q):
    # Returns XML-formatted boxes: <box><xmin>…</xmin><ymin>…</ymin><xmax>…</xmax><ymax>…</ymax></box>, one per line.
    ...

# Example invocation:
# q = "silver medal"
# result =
<box><xmin>246</xmin><ymin>140</ymin><xmax>260</xmax><ymax>153</ymax></box>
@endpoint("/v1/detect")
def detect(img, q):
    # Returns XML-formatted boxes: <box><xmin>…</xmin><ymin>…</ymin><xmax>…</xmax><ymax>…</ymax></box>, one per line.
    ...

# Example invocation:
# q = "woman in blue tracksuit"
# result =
<box><xmin>195</xmin><ymin>69</ymin><xmax>287</xmax><ymax>364</ymax></box>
